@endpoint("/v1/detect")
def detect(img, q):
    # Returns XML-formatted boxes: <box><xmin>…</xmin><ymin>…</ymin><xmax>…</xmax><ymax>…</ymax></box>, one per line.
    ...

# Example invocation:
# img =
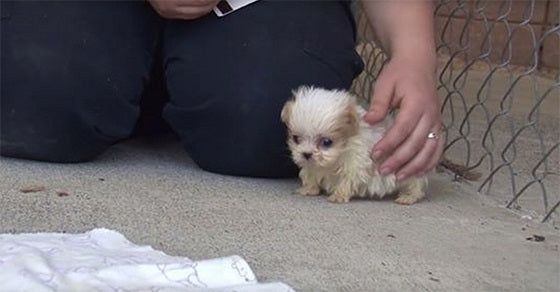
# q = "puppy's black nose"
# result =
<box><xmin>303</xmin><ymin>152</ymin><xmax>312</xmax><ymax>160</ymax></box>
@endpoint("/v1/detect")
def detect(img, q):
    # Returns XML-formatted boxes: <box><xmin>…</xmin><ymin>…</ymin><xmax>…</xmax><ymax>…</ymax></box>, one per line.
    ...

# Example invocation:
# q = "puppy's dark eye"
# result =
<box><xmin>292</xmin><ymin>135</ymin><xmax>300</xmax><ymax>144</ymax></box>
<box><xmin>319</xmin><ymin>138</ymin><xmax>333</xmax><ymax>148</ymax></box>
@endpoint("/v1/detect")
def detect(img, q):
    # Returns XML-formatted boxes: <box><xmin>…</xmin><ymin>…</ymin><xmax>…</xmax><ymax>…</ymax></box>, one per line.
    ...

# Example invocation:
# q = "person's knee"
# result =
<box><xmin>1</xmin><ymin>53</ymin><xmax>141</xmax><ymax>163</ymax></box>
<box><xmin>0</xmin><ymin>94</ymin><xmax>135</xmax><ymax>163</ymax></box>
<box><xmin>189</xmin><ymin>128</ymin><xmax>299</xmax><ymax>178</ymax></box>
<box><xmin>161</xmin><ymin>0</ymin><xmax>364</xmax><ymax>177</ymax></box>
<box><xmin>195</xmin><ymin>150</ymin><xmax>298</xmax><ymax>178</ymax></box>
<box><xmin>1</xmin><ymin>1</ymin><xmax>160</xmax><ymax>162</ymax></box>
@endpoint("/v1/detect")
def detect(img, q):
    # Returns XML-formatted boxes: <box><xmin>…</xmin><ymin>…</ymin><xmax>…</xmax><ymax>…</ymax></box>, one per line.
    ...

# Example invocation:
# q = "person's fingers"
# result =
<box><xmin>149</xmin><ymin>0</ymin><xmax>216</xmax><ymax>19</ymax></box>
<box><xmin>376</xmin><ymin>112</ymin><xmax>431</xmax><ymax>175</ymax></box>
<box><xmin>370</xmin><ymin>90</ymin><xmax>424</xmax><ymax>157</ymax></box>
<box><xmin>364</xmin><ymin>74</ymin><xmax>395</xmax><ymax>125</ymax></box>
<box><xmin>394</xmin><ymin>128</ymin><xmax>440</xmax><ymax>180</ymax></box>
<box><xmin>423</xmin><ymin>132</ymin><xmax>445</xmax><ymax>174</ymax></box>
<box><xmin>175</xmin><ymin>0</ymin><xmax>219</xmax><ymax>7</ymax></box>
<box><xmin>172</xmin><ymin>6</ymin><xmax>215</xmax><ymax>19</ymax></box>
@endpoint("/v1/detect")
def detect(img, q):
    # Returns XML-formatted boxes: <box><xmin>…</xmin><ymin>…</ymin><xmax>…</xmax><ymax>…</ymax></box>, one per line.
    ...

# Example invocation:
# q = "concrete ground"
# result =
<box><xmin>1</xmin><ymin>136</ymin><xmax>558</xmax><ymax>291</ymax></box>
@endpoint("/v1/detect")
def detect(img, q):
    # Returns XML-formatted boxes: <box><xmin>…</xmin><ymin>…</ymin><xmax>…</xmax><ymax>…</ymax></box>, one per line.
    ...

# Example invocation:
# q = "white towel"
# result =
<box><xmin>0</xmin><ymin>228</ymin><xmax>294</xmax><ymax>291</ymax></box>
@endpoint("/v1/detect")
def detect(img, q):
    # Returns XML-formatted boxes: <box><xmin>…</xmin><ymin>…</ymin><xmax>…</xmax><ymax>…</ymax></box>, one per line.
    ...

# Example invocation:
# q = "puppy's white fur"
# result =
<box><xmin>281</xmin><ymin>86</ymin><xmax>427</xmax><ymax>204</ymax></box>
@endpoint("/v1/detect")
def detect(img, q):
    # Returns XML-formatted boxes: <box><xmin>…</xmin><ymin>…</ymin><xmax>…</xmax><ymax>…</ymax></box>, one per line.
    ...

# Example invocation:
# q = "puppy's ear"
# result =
<box><xmin>280</xmin><ymin>100</ymin><xmax>294</xmax><ymax>124</ymax></box>
<box><xmin>340</xmin><ymin>96</ymin><xmax>360</xmax><ymax>137</ymax></box>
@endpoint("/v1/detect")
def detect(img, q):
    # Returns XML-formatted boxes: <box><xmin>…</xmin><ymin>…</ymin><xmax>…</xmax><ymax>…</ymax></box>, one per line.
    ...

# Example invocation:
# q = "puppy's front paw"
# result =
<box><xmin>394</xmin><ymin>194</ymin><xmax>422</xmax><ymax>205</ymax></box>
<box><xmin>395</xmin><ymin>178</ymin><xmax>426</xmax><ymax>205</ymax></box>
<box><xmin>327</xmin><ymin>194</ymin><xmax>350</xmax><ymax>203</ymax></box>
<box><xmin>296</xmin><ymin>185</ymin><xmax>321</xmax><ymax>196</ymax></box>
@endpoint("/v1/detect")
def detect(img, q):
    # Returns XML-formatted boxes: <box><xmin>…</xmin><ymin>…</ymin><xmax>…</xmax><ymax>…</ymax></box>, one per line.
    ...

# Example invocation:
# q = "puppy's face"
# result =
<box><xmin>281</xmin><ymin>86</ymin><xmax>359</xmax><ymax>169</ymax></box>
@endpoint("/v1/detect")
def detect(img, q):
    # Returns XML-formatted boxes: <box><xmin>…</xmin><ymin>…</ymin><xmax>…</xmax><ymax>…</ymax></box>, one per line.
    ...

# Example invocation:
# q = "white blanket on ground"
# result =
<box><xmin>0</xmin><ymin>228</ymin><xmax>293</xmax><ymax>291</ymax></box>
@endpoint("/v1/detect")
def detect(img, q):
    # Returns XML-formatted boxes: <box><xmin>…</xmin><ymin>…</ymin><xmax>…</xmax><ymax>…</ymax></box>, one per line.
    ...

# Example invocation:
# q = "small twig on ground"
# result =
<box><xmin>57</xmin><ymin>191</ymin><xmax>70</xmax><ymax>197</ymax></box>
<box><xmin>19</xmin><ymin>185</ymin><xmax>46</xmax><ymax>193</ymax></box>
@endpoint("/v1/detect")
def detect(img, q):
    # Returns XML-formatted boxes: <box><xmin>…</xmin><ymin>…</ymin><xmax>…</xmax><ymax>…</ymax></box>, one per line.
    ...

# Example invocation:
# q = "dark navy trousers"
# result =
<box><xmin>1</xmin><ymin>1</ymin><xmax>364</xmax><ymax>178</ymax></box>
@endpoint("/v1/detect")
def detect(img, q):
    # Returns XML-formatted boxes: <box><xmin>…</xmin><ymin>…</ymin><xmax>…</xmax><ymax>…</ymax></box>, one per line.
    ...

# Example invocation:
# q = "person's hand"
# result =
<box><xmin>148</xmin><ymin>0</ymin><xmax>220</xmax><ymax>20</ymax></box>
<box><xmin>364</xmin><ymin>56</ymin><xmax>443</xmax><ymax>181</ymax></box>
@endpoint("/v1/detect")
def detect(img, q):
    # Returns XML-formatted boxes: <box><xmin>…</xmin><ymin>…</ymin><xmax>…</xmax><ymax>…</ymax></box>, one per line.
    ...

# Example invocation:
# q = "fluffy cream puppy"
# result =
<box><xmin>281</xmin><ymin>86</ymin><xmax>427</xmax><ymax>204</ymax></box>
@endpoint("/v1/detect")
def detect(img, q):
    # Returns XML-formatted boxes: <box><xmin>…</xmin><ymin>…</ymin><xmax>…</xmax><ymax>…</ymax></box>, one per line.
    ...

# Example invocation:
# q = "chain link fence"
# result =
<box><xmin>351</xmin><ymin>0</ymin><xmax>559</xmax><ymax>224</ymax></box>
